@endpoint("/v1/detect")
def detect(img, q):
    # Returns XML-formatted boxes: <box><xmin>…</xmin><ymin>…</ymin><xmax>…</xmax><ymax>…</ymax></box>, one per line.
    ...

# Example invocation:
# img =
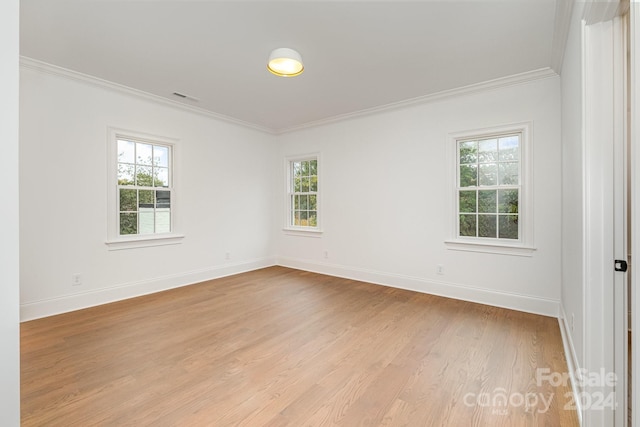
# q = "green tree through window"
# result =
<box><xmin>117</xmin><ymin>139</ymin><xmax>172</xmax><ymax>236</ymax></box>
<box><xmin>457</xmin><ymin>135</ymin><xmax>520</xmax><ymax>240</ymax></box>
<box><xmin>289</xmin><ymin>157</ymin><xmax>319</xmax><ymax>228</ymax></box>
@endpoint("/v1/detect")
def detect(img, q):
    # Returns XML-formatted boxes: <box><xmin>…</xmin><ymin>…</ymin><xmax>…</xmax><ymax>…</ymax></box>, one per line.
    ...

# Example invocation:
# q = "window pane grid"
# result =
<box><xmin>117</xmin><ymin>138</ymin><xmax>172</xmax><ymax>236</ymax></box>
<box><xmin>289</xmin><ymin>158</ymin><xmax>318</xmax><ymax>228</ymax></box>
<box><xmin>456</xmin><ymin>133</ymin><xmax>520</xmax><ymax>240</ymax></box>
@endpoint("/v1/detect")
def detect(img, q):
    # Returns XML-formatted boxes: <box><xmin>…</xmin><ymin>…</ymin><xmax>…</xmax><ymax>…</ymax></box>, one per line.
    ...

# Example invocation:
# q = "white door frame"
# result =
<box><xmin>581</xmin><ymin>3</ymin><xmax>628</xmax><ymax>425</ymax></box>
<box><xmin>611</xmin><ymin>11</ymin><xmax>629</xmax><ymax>427</ymax></box>
<box><xmin>630</xmin><ymin>3</ymin><xmax>640</xmax><ymax>426</ymax></box>
<box><xmin>582</xmin><ymin>18</ymin><xmax>615</xmax><ymax>425</ymax></box>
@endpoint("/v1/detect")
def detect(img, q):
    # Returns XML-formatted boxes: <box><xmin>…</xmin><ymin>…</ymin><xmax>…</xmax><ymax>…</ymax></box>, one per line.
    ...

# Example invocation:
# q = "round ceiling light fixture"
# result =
<box><xmin>267</xmin><ymin>48</ymin><xmax>304</xmax><ymax>77</ymax></box>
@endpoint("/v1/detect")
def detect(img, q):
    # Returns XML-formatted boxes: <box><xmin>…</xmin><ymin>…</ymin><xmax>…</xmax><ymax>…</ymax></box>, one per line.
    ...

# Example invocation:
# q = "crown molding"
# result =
<box><xmin>276</xmin><ymin>67</ymin><xmax>559</xmax><ymax>134</ymax></box>
<box><xmin>21</xmin><ymin>57</ymin><xmax>558</xmax><ymax>136</ymax></box>
<box><xmin>19</xmin><ymin>56</ymin><xmax>275</xmax><ymax>135</ymax></box>
<box><xmin>551</xmin><ymin>0</ymin><xmax>575</xmax><ymax>73</ymax></box>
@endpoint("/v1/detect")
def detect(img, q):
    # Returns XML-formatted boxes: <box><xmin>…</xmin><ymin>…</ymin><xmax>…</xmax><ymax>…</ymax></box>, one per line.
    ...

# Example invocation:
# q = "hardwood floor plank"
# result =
<box><xmin>21</xmin><ymin>266</ymin><xmax>579</xmax><ymax>426</ymax></box>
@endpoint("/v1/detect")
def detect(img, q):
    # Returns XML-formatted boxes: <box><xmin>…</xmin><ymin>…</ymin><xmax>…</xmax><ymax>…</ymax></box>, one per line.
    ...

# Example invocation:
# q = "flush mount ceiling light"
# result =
<box><xmin>267</xmin><ymin>48</ymin><xmax>304</xmax><ymax>77</ymax></box>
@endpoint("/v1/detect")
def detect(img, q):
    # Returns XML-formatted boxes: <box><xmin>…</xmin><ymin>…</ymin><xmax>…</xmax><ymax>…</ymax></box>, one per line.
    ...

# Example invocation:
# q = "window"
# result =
<box><xmin>285</xmin><ymin>155</ymin><xmax>320</xmax><ymax>233</ymax></box>
<box><xmin>106</xmin><ymin>128</ymin><xmax>183</xmax><ymax>249</ymax></box>
<box><xmin>447</xmin><ymin>123</ymin><xmax>534</xmax><ymax>255</ymax></box>
<box><xmin>116</xmin><ymin>138</ymin><xmax>172</xmax><ymax>235</ymax></box>
<box><xmin>458</xmin><ymin>134</ymin><xmax>520</xmax><ymax>239</ymax></box>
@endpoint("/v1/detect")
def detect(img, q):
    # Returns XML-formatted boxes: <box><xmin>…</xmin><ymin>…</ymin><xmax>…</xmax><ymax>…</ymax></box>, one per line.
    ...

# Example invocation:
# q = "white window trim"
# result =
<box><xmin>445</xmin><ymin>122</ymin><xmax>535</xmax><ymax>256</ymax></box>
<box><xmin>106</xmin><ymin>127</ymin><xmax>184</xmax><ymax>250</ymax></box>
<box><xmin>283</xmin><ymin>153</ymin><xmax>323</xmax><ymax>236</ymax></box>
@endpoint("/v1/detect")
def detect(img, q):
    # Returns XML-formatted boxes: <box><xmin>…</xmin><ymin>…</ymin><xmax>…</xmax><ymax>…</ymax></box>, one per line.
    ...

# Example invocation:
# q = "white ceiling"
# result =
<box><xmin>20</xmin><ymin>0</ymin><xmax>560</xmax><ymax>133</ymax></box>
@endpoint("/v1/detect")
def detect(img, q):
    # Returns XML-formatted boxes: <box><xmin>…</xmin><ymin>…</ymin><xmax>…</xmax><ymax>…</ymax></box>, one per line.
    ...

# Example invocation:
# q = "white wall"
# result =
<box><xmin>19</xmin><ymin>64</ymin><xmax>278</xmax><ymax>320</ymax></box>
<box><xmin>560</xmin><ymin>1</ymin><xmax>586</xmax><ymax>373</ymax></box>
<box><xmin>19</xmin><ymin>60</ymin><xmax>565</xmax><ymax>323</ymax></box>
<box><xmin>277</xmin><ymin>76</ymin><xmax>563</xmax><ymax>316</ymax></box>
<box><xmin>0</xmin><ymin>0</ymin><xmax>21</xmax><ymax>425</ymax></box>
<box><xmin>19</xmin><ymin>62</ymin><xmax>565</xmax><ymax>321</ymax></box>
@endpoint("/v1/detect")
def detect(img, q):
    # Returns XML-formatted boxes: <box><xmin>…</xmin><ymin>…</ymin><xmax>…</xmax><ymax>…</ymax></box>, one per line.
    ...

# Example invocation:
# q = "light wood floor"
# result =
<box><xmin>21</xmin><ymin>266</ymin><xmax>579</xmax><ymax>426</ymax></box>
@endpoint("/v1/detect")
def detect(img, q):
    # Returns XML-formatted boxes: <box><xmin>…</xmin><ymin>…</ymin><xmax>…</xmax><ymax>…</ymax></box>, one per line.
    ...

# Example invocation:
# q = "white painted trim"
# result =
<box><xmin>629</xmin><ymin>2</ymin><xmax>640</xmax><ymax>426</ymax></box>
<box><xmin>282</xmin><ymin>228</ymin><xmax>324</xmax><ymax>238</ymax></box>
<box><xmin>582</xmin><ymin>17</ymin><xmax>620</xmax><ymax>426</ymax></box>
<box><xmin>20</xmin><ymin>57</ymin><xmax>558</xmax><ymax>136</ymax></box>
<box><xmin>580</xmin><ymin>15</ymin><xmax>590</xmax><ymax>426</ymax></box>
<box><xmin>583</xmin><ymin>0</ymin><xmax>629</xmax><ymax>24</ymax></box>
<box><xmin>276</xmin><ymin>256</ymin><xmax>559</xmax><ymax>317</ymax></box>
<box><xmin>0</xmin><ymin>0</ymin><xmax>21</xmax><ymax>424</ymax></box>
<box><xmin>284</xmin><ymin>152</ymin><xmax>322</xmax><ymax>232</ymax></box>
<box><xmin>20</xmin><ymin>257</ymin><xmax>277</xmax><ymax>321</ymax></box>
<box><xmin>446</xmin><ymin>121</ymin><xmax>534</xmax><ymax>252</ymax></box>
<box><xmin>551</xmin><ymin>0</ymin><xmax>577</xmax><ymax>73</ymax></box>
<box><xmin>611</xmin><ymin>12</ymin><xmax>629</xmax><ymax>427</ymax></box>
<box><xmin>19</xmin><ymin>56</ymin><xmax>274</xmax><ymax>135</ymax></box>
<box><xmin>559</xmin><ymin>304</ymin><xmax>584</xmax><ymax>426</ymax></box>
<box><xmin>21</xmin><ymin>255</ymin><xmax>560</xmax><ymax>324</ymax></box>
<box><xmin>105</xmin><ymin>233</ymin><xmax>185</xmax><ymax>250</ymax></box>
<box><xmin>106</xmin><ymin>127</ymin><xmax>182</xmax><ymax>246</ymax></box>
<box><xmin>278</xmin><ymin>68</ymin><xmax>558</xmax><ymax>134</ymax></box>
<box><xmin>444</xmin><ymin>240</ymin><xmax>536</xmax><ymax>257</ymax></box>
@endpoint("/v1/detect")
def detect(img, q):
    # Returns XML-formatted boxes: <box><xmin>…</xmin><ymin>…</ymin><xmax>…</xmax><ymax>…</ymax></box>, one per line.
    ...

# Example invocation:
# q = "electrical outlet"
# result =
<box><xmin>225</xmin><ymin>251</ymin><xmax>231</xmax><ymax>260</ymax></box>
<box><xmin>324</xmin><ymin>251</ymin><xmax>329</xmax><ymax>259</ymax></box>
<box><xmin>72</xmin><ymin>274</ymin><xmax>82</xmax><ymax>286</ymax></box>
<box><xmin>436</xmin><ymin>265</ymin><xmax>444</xmax><ymax>275</ymax></box>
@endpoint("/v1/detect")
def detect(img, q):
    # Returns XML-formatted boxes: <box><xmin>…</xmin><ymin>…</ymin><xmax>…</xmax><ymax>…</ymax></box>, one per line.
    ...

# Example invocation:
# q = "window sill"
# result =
<box><xmin>283</xmin><ymin>227</ymin><xmax>323</xmax><ymax>238</ymax></box>
<box><xmin>106</xmin><ymin>233</ymin><xmax>185</xmax><ymax>250</ymax></box>
<box><xmin>445</xmin><ymin>240</ymin><xmax>536</xmax><ymax>257</ymax></box>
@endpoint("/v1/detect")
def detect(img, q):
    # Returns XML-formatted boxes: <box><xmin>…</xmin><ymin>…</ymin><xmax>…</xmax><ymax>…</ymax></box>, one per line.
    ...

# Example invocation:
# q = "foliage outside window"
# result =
<box><xmin>117</xmin><ymin>138</ymin><xmax>172</xmax><ymax>236</ymax></box>
<box><xmin>288</xmin><ymin>157</ymin><xmax>319</xmax><ymax>229</ymax></box>
<box><xmin>457</xmin><ymin>134</ymin><xmax>520</xmax><ymax>240</ymax></box>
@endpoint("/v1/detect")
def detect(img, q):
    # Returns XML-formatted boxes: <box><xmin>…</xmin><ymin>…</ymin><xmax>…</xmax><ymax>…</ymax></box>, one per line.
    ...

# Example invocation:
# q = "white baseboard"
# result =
<box><xmin>277</xmin><ymin>256</ymin><xmax>560</xmax><ymax>317</ymax></box>
<box><xmin>21</xmin><ymin>256</ymin><xmax>561</xmax><ymax>321</ymax></box>
<box><xmin>20</xmin><ymin>257</ymin><xmax>277</xmax><ymax>321</ymax></box>
<box><xmin>558</xmin><ymin>304</ymin><xmax>583</xmax><ymax>425</ymax></box>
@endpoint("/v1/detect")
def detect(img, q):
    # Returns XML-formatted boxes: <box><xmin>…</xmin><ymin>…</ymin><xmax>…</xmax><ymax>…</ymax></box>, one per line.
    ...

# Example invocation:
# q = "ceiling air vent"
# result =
<box><xmin>172</xmin><ymin>92</ymin><xmax>200</xmax><ymax>102</ymax></box>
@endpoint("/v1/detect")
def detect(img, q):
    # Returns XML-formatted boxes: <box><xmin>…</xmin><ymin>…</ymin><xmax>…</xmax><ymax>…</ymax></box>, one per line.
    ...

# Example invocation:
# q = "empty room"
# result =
<box><xmin>3</xmin><ymin>0</ymin><xmax>640</xmax><ymax>426</ymax></box>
